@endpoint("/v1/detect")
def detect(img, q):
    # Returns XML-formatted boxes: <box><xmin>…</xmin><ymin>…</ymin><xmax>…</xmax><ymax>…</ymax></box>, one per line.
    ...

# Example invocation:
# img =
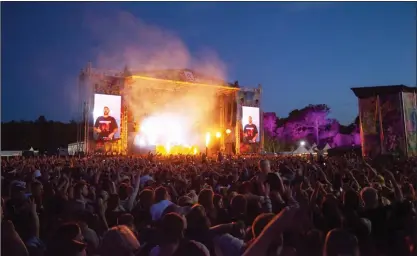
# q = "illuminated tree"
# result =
<box><xmin>265</xmin><ymin>105</ymin><xmax>361</xmax><ymax>149</ymax></box>
<box><xmin>263</xmin><ymin>112</ymin><xmax>278</xmax><ymax>136</ymax></box>
<box><xmin>272</xmin><ymin>104</ymin><xmax>334</xmax><ymax>144</ymax></box>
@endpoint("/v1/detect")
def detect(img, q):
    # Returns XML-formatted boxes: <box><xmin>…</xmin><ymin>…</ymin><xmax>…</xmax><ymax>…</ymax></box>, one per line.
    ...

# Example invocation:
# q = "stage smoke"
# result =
<box><xmin>84</xmin><ymin>9</ymin><xmax>228</xmax><ymax>148</ymax></box>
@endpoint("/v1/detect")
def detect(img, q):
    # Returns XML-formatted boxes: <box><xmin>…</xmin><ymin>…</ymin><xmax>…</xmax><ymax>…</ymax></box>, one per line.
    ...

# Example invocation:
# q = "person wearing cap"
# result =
<box><xmin>75</xmin><ymin>211</ymin><xmax>99</xmax><ymax>255</ymax></box>
<box><xmin>4</xmin><ymin>181</ymin><xmax>28</xmax><ymax>223</ymax></box>
<box><xmin>45</xmin><ymin>222</ymin><xmax>87</xmax><ymax>256</ymax></box>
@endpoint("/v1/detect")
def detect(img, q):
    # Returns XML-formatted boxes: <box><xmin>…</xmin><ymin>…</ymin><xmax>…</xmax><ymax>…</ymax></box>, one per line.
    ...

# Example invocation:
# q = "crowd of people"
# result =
<box><xmin>1</xmin><ymin>152</ymin><xmax>416</xmax><ymax>256</ymax></box>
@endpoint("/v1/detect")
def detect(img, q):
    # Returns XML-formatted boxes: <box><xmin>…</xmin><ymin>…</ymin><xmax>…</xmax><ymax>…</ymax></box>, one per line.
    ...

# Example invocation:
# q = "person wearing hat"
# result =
<box><xmin>3</xmin><ymin>181</ymin><xmax>29</xmax><ymax>230</ymax></box>
<box><xmin>45</xmin><ymin>222</ymin><xmax>87</xmax><ymax>256</ymax></box>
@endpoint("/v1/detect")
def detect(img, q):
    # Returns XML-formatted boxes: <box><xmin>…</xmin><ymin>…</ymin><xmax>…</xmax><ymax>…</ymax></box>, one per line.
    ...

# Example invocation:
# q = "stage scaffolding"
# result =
<box><xmin>77</xmin><ymin>63</ymin><xmax>261</xmax><ymax>155</ymax></box>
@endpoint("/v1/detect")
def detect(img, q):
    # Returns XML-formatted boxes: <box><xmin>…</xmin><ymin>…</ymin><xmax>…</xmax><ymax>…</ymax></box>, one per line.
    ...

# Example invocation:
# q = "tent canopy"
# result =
<box><xmin>293</xmin><ymin>145</ymin><xmax>310</xmax><ymax>154</ymax></box>
<box><xmin>310</xmin><ymin>143</ymin><xmax>319</xmax><ymax>153</ymax></box>
<box><xmin>322</xmin><ymin>143</ymin><xmax>331</xmax><ymax>152</ymax></box>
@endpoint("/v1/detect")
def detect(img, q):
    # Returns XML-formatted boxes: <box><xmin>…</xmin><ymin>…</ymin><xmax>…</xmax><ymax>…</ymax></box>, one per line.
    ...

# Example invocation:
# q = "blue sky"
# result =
<box><xmin>1</xmin><ymin>2</ymin><xmax>416</xmax><ymax>124</ymax></box>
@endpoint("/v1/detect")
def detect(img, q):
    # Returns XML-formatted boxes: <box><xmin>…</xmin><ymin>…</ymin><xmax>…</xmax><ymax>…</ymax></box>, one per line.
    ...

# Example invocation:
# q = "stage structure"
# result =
<box><xmin>351</xmin><ymin>85</ymin><xmax>417</xmax><ymax>158</ymax></box>
<box><xmin>76</xmin><ymin>63</ymin><xmax>263</xmax><ymax>155</ymax></box>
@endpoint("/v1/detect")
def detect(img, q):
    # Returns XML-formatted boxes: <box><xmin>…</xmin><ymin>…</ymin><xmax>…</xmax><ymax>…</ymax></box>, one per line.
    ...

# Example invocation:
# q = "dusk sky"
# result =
<box><xmin>2</xmin><ymin>2</ymin><xmax>416</xmax><ymax>124</ymax></box>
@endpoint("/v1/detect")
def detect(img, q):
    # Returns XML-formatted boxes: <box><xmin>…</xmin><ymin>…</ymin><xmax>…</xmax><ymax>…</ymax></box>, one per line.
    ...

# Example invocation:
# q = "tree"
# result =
<box><xmin>263</xmin><ymin>112</ymin><xmax>278</xmax><ymax>136</ymax></box>
<box><xmin>284</xmin><ymin>104</ymin><xmax>332</xmax><ymax>144</ymax></box>
<box><xmin>1</xmin><ymin>118</ymin><xmax>78</xmax><ymax>151</ymax></box>
<box><xmin>273</xmin><ymin>104</ymin><xmax>335</xmax><ymax>145</ymax></box>
<box><xmin>264</xmin><ymin>132</ymin><xmax>284</xmax><ymax>153</ymax></box>
<box><xmin>35</xmin><ymin>115</ymin><xmax>47</xmax><ymax>124</ymax></box>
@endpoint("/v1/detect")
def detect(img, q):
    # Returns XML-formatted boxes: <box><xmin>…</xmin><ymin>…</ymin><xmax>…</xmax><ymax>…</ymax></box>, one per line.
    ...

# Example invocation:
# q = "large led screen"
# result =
<box><xmin>241</xmin><ymin>106</ymin><xmax>260</xmax><ymax>153</ymax></box>
<box><xmin>93</xmin><ymin>94</ymin><xmax>121</xmax><ymax>141</ymax></box>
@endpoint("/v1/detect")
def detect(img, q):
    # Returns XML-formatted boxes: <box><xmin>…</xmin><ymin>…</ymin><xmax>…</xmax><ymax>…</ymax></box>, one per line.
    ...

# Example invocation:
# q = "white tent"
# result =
<box><xmin>293</xmin><ymin>145</ymin><xmax>310</xmax><ymax>155</ymax></box>
<box><xmin>310</xmin><ymin>143</ymin><xmax>318</xmax><ymax>153</ymax></box>
<box><xmin>29</xmin><ymin>147</ymin><xmax>35</xmax><ymax>151</ymax></box>
<box><xmin>322</xmin><ymin>143</ymin><xmax>331</xmax><ymax>152</ymax></box>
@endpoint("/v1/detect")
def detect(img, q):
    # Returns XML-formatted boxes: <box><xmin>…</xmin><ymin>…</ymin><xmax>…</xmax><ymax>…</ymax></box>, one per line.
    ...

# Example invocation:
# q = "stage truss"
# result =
<box><xmin>77</xmin><ymin>63</ymin><xmax>262</xmax><ymax>155</ymax></box>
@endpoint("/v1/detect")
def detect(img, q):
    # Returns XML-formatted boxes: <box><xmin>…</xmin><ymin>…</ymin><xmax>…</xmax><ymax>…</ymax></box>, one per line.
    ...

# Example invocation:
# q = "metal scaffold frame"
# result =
<box><xmin>77</xmin><ymin>63</ymin><xmax>262</xmax><ymax>155</ymax></box>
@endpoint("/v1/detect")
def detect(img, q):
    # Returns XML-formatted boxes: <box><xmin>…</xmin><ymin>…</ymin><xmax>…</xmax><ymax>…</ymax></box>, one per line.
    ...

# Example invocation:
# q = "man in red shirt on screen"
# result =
<box><xmin>94</xmin><ymin>106</ymin><xmax>118</xmax><ymax>141</ymax></box>
<box><xmin>243</xmin><ymin>116</ymin><xmax>258</xmax><ymax>143</ymax></box>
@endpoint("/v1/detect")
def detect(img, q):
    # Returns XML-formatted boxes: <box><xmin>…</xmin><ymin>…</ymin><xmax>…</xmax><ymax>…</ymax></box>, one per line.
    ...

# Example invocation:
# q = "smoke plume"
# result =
<box><xmin>84</xmin><ymin>9</ymin><xmax>228</xmax><ymax>145</ymax></box>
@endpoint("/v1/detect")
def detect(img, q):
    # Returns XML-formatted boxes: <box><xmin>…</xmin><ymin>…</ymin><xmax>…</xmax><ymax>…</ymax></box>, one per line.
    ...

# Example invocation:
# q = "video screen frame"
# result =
<box><xmin>241</xmin><ymin>106</ymin><xmax>261</xmax><ymax>144</ymax></box>
<box><xmin>93</xmin><ymin>93</ymin><xmax>122</xmax><ymax>141</ymax></box>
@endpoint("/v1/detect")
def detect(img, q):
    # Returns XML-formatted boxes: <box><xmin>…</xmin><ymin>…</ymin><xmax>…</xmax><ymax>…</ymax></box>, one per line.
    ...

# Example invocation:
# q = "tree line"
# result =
<box><xmin>1</xmin><ymin>116</ymin><xmax>78</xmax><ymax>151</ymax></box>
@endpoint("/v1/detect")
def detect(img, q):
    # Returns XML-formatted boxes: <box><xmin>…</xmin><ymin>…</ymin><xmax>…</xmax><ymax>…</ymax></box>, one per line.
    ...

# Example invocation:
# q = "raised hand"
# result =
<box><xmin>28</xmin><ymin>197</ymin><xmax>37</xmax><ymax>214</ymax></box>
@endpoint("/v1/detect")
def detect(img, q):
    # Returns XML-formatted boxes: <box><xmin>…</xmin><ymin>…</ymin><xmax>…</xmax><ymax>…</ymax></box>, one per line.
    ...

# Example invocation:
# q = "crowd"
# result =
<box><xmin>1</xmin><ymin>152</ymin><xmax>416</xmax><ymax>256</ymax></box>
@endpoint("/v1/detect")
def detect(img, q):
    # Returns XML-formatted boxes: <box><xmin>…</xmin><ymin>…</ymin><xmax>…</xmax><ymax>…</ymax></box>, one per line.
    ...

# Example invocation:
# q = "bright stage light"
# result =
<box><xmin>155</xmin><ymin>144</ymin><xmax>198</xmax><ymax>155</ymax></box>
<box><xmin>300</xmin><ymin>141</ymin><xmax>306</xmax><ymax>146</ymax></box>
<box><xmin>133</xmin><ymin>113</ymin><xmax>202</xmax><ymax>155</ymax></box>
<box><xmin>205</xmin><ymin>132</ymin><xmax>211</xmax><ymax>147</ymax></box>
<box><xmin>225</xmin><ymin>129</ymin><xmax>231</xmax><ymax>135</ymax></box>
<box><xmin>165</xmin><ymin>142</ymin><xmax>171</xmax><ymax>154</ymax></box>
<box><xmin>215</xmin><ymin>132</ymin><xmax>221</xmax><ymax>138</ymax></box>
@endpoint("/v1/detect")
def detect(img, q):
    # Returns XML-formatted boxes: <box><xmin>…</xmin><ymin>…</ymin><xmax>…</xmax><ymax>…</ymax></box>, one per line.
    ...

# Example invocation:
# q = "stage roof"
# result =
<box><xmin>127</xmin><ymin>69</ymin><xmax>240</xmax><ymax>94</ymax></box>
<box><xmin>351</xmin><ymin>85</ymin><xmax>416</xmax><ymax>99</ymax></box>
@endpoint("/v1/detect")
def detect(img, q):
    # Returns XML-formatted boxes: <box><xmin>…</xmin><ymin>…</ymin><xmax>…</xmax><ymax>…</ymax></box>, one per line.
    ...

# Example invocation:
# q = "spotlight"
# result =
<box><xmin>205</xmin><ymin>132</ymin><xmax>211</xmax><ymax>147</ymax></box>
<box><xmin>215</xmin><ymin>132</ymin><xmax>221</xmax><ymax>138</ymax></box>
<box><xmin>225</xmin><ymin>129</ymin><xmax>231</xmax><ymax>135</ymax></box>
<box><xmin>300</xmin><ymin>141</ymin><xmax>305</xmax><ymax>146</ymax></box>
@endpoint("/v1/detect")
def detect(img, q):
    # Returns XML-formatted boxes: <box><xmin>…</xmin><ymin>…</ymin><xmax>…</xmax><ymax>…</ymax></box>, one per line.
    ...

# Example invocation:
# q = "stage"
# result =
<box><xmin>75</xmin><ymin>63</ymin><xmax>264</xmax><ymax>156</ymax></box>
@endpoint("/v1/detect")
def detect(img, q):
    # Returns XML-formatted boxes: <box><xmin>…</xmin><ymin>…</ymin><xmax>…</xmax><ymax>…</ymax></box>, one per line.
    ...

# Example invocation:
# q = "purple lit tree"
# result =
<box><xmin>264</xmin><ymin>105</ymin><xmax>361</xmax><ymax>150</ymax></box>
<box><xmin>282</xmin><ymin>104</ymin><xmax>333</xmax><ymax>144</ymax></box>
<box><xmin>263</xmin><ymin>112</ymin><xmax>286</xmax><ymax>152</ymax></box>
<box><xmin>263</xmin><ymin>112</ymin><xmax>278</xmax><ymax>136</ymax></box>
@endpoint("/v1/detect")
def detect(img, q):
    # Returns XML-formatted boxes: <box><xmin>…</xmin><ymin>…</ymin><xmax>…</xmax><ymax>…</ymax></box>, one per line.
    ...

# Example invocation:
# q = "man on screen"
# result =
<box><xmin>243</xmin><ymin>116</ymin><xmax>258</xmax><ymax>143</ymax></box>
<box><xmin>94</xmin><ymin>106</ymin><xmax>118</xmax><ymax>140</ymax></box>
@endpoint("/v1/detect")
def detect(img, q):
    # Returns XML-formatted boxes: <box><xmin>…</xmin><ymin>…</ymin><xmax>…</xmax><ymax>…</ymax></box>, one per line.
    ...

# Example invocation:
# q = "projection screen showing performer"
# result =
<box><xmin>93</xmin><ymin>94</ymin><xmax>121</xmax><ymax>141</ymax></box>
<box><xmin>241</xmin><ymin>106</ymin><xmax>260</xmax><ymax>153</ymax></box>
